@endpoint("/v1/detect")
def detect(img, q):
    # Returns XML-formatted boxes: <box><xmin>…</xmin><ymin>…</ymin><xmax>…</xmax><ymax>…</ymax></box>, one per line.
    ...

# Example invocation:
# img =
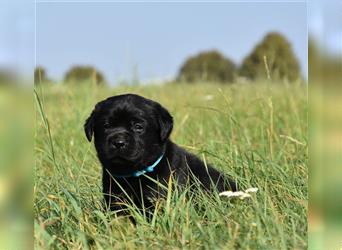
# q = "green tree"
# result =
<box><xmin>34</xmin><ymin>66</ymin><xmax>50</xmax><ymax>85</ymax></box>
<box><xmin>177</xmin><ymin>50</ymin><xmax>236</xmax><ymax>83</ymax></box>
<box><xmin>0</xmin><ymin>69</ymin><xmax>17</xmax><ymax>86</ymax></box>
<box><xmin>240</xmin><ymin>32</ymin><xmax>301</xmax><ymax>81</ymax></box>
<box><xmin>309</xmin><ymin>37</ymin><xmax>341</xmax><ymax>84</ymax></box>
<box><xmin>64</xmin><ymin>65</ymin><xmax>106</xmax><ymax>85</ymax></box>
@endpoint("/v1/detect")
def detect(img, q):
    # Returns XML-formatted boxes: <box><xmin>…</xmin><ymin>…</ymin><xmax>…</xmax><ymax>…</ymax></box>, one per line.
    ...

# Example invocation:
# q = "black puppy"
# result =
<box><xmin>85</xmin><ymin>94</ymin><xmax>237</xmax><ymax>213</ymax></box>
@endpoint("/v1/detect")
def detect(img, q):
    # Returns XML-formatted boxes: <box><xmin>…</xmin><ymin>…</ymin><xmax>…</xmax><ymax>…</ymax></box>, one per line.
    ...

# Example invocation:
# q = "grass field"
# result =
<box><xmin>34</xmin><ymin>82</ymin><xmax>308</xmax><ymax>249</ymax></box>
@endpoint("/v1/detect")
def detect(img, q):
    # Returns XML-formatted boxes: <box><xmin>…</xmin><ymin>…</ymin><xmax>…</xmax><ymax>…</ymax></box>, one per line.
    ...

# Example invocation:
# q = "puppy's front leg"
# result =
<box><xmin>102</xmin><ymin>171</ymin><xmax>128</xmax><ymax>214</ymax></box>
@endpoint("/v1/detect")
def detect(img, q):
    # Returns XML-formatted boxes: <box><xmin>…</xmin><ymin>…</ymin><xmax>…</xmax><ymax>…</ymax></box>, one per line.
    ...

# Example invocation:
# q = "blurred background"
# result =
<box><xmin>0</xmin><ymin>0</ymin><xmax>341</xmax><ymax>249</ymax></box>
<box><xmin>308</xmin><ymin>0</ymin><xmax>342</xmax><ymax>249</ymax></box>
<box><xmin>34</xmin><ymin>2</ymin><xmax>307</xmax><ymax>85</ymax></box>
<box><xmin>0</xmin><ymin>0</ymin><xmax>33</xmax><ymax>249</ymax></box>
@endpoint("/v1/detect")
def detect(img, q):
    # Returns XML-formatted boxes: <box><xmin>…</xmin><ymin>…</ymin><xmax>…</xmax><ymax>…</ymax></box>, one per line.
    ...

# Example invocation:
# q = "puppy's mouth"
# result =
<box><xmin>105</xmin><ymin>144</ymin><xmax>142</xmax><ymax>163</ymax></box>
<box><xmin>108</xmin><ymin>153</ymin><xmax>141</xmax><ymax>163</ymax></box>
<box><xmin>105</xmin><ymin>153</ymin><xmax>144</xmax><ymax>175</ymax></box>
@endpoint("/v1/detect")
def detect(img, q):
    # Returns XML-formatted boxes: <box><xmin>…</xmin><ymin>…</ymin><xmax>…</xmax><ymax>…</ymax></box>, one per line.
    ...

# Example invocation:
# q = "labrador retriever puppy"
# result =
<box><xmin>84</xmin><ymin>94</ymin><xmax>237</xmax><ymax>214</ymax></box>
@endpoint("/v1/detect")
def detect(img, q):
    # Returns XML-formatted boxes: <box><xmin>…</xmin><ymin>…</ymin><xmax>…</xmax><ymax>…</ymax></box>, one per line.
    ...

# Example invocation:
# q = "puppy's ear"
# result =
<box><xmin>84</xmin><ymin>103</ymin><xmax>101</xmax><ymax>142</ymax></box>
<box><xmin>84</xmin><ymin>111</ymin><xmax>95</xmax><ymax>142</ymax></box>
<box><xmin>155</xmin><ymin>103</ymin><xmax>173</xmax><ymax>142</ymax></box>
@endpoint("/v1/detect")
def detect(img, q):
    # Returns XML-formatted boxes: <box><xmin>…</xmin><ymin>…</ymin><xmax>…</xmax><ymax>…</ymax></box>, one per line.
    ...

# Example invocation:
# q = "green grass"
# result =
<box><xmin>34</xmin><ymin>82</ymin><xmax>307</xmax><ymax>249</ymax></box>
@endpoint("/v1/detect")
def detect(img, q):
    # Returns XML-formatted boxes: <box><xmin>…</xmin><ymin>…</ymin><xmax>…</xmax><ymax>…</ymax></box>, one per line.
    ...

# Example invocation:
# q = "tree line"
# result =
<box><xmin>34</xmin><ymin>32</ymin><xmax>302</xmax><ymax>85</ymax></box>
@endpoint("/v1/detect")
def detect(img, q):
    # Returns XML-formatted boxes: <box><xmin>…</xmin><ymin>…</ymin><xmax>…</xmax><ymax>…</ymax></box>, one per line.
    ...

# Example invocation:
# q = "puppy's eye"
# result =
<box><xmin>104</xmin><ymin>122</ymin><xmax>111</xmax><ymax>129</ymax></box>
<box><xmin>133</xmin><ymin>123</ymin><xmax>144</xmax><ymax>132</ymax></box>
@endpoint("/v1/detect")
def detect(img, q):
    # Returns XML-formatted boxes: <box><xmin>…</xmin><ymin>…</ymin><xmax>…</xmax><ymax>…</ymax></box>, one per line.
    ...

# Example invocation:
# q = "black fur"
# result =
<box><xmin>85</xmin><ymin>94</ymin><xmax>237</xmax><ymax>213</ymax></box>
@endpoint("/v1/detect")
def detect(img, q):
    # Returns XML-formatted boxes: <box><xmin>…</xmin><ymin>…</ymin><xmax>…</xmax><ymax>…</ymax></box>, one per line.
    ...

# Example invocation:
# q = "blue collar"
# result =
<box><xmin>113</xmin><ymin>154</ymin><xmax>164</xmax><ymax>178</ymax></box>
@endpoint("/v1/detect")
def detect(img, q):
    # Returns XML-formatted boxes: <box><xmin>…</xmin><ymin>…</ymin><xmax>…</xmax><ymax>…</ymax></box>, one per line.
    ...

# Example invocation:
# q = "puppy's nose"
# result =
<box><xmin>112</xmin><ymin>138</ymin><xmax>127</xmax><ymax>149</ymax></box>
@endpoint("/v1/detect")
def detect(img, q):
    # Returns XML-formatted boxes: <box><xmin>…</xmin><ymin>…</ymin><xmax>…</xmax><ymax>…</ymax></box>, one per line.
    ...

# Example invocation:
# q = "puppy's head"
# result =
<box><xmin>84</xmin><ymin>94</ymin><xmax>173</xmax><ymax>175</ymax></box>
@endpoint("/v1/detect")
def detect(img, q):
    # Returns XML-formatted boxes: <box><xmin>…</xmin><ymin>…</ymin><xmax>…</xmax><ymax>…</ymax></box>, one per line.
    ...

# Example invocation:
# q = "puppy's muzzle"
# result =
<box><xmin>109</xmin><ymin>131</ymin><xmax>129</xmax><ymax>149</ymax></box>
